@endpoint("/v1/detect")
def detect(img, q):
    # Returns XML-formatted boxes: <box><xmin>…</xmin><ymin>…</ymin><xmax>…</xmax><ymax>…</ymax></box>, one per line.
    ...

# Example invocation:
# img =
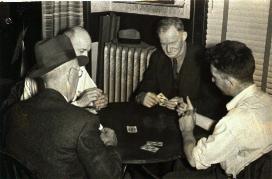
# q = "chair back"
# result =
<box><xmin>238</xmin><ymin>151</ymin><xmax>272</xmax><ymax>179</ymax></box>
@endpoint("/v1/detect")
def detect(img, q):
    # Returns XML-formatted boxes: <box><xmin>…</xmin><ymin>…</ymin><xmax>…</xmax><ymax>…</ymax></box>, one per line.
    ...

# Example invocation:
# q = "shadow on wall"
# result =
<box><xmin>0</xmin><ymin>2</ymin><xmax>41</xmax><ymax>80</ymax></box>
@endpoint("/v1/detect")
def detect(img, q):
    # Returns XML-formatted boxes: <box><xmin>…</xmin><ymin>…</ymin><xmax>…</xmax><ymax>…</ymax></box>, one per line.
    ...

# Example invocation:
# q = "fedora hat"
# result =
<box><xmin>118</xmin><ymin>29</ymin><xmax>141</xmax><ymax>44</ymax></box>
<box><xmin>29</xmin><ymin>35</ymin><xmax>89</xmax><ymax>78</ymax></box>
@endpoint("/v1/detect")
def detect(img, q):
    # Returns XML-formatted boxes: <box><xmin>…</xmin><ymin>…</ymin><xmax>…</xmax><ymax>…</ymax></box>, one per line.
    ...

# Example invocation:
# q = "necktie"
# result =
<box><xmin>172</xmin><ymin>58</ymin><xmax>178</xmax><ymax>80</ymax></box>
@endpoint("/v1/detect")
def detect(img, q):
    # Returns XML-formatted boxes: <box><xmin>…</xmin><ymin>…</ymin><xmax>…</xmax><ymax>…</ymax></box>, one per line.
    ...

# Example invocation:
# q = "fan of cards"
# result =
<box><xmin>140</xmin><ymin>141</ymin><xmax>164</xmax><ymax>153</ymax></box>
<box><xmin>157</xmin><ymin>93</ymin><xmax>168</xmax><ymax>107</ymax></box>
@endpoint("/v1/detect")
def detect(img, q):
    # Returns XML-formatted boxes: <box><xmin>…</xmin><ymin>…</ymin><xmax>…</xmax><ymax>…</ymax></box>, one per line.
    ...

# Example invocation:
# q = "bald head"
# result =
<box><xmin>64</xmin><ymin>26</ymin><xmax>92</xmax><ymax>57</ymax></box>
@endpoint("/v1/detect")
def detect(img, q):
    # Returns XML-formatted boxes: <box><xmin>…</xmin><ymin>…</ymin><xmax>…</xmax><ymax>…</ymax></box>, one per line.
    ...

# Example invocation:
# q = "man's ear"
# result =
<box><xmin>67</xmin><ymin>67</ymin><xmax>74</xmax><ymax>84</ymax></box>
<box><xmin>182</xmin><ymin>31</ymin><xmax>188</xmax><ymax>41</ymax></box>
<box><xmin>225</xmin><ymin>78</ymin><xmax>232</xmax><ymax>87</ymax></box>
<box><xmin>225</xmin><ymin>76</ymin><xmax>236</xmax><ymax>87</ymax></box>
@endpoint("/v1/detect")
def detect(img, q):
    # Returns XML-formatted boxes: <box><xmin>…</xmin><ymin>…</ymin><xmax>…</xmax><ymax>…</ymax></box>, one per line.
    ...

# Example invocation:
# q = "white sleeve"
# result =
<box><xmin>192</xmin><ymin>117</ymin><xmax>238</xmax><ymax>170</ymax></box>
<box><xmin>21</xmin><ymin>77</ymin><xmax>38</xmax><ymax>100</ymax></box>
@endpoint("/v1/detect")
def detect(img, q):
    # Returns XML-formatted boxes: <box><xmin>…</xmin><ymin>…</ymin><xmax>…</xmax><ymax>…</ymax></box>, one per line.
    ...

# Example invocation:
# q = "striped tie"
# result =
<box><xmin>172</xmin><ymin>58</ymin><xmax>178</xmax><ymax>80</ymax></box>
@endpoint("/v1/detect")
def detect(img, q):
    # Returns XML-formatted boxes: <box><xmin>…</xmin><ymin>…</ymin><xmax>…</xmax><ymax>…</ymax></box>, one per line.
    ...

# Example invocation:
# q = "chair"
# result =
<box><xmin>0</xmin><ymin>79</ymin><xmax>15</xmax><ymax>150</ymax></box>
<box><xmin>0</xmin><ymin>151</ymin><xmax>36</xmax><ymax>179</ymax></box>
<box><xmin>237</xmin><ymin>151</ymin><xmax>272</xmax><ymax>179</ymax></box>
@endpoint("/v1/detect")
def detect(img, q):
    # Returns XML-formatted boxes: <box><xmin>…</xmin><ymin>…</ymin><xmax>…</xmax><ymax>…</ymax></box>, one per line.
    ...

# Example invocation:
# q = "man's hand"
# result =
<box><xmin>164</xmin><ymin>96</ymin><xmax>183</xmax><ymax>110</ymax></box>
<box><xmin>176</xmin><ymin>98</ymin><xmax>188</xmax><ymax>116</ymax></box>
<box><xmin>137</xmin><ymin>92</ymin><xmax>160</xmax><ymax>108</ymax></box>
<box><xmin>75</xmin><ymin>88</ymin><xmax>102</xmax><ymax>107</ymax></box>
<box><xmin>94</xmin><ymin>94</ymin><xmax>108</xmax><ymax>110</ymax></box>
<box><xmin>178</xmin><ymin>96</ymin><xmax>195</xmax><ymax>132</ymax></box>
<box><xmin>100</xmin><ymin>128</ymin><xmax>118</xmax><ymax>146</ymax></box>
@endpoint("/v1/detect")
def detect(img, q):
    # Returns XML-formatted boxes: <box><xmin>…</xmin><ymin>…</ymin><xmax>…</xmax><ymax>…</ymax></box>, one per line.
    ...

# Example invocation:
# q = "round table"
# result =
<box><xmin>99</xmin><ymin>102</ymin><xmax>183</xmax><ymax>164</ymax></box>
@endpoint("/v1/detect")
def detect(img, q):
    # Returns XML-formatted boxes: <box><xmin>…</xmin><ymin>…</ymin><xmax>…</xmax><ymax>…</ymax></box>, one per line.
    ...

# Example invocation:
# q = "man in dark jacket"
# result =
<box><xmin>135</xmin><ymin>17</ymin><xmax>228</xmax><ymax>119</ymax></box>
<box><xmin>5</xmin><ymin>34</ymin><xmax>122</xmax><ymax>178</ymax></box>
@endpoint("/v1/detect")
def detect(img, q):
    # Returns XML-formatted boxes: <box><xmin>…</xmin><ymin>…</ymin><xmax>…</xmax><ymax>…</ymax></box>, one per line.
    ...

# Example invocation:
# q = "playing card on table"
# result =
<box><xmin>140</xmin><ymin>144</ymin><xmax>160</xmax><ymax>153</ymax></box>
<box><xmin>146</xmin><ymin>141</ymin><xmax>163</xmax><ymax>147</ymax></box>
<box><xmin>126</xmin><ymin>126</ymin><xmax>138</xmax><ymax>133</ymax></box>
<box><xmin>157</xmin><ymin>93</ymin><xmax>168</xmax><ymax>106</ymax></box>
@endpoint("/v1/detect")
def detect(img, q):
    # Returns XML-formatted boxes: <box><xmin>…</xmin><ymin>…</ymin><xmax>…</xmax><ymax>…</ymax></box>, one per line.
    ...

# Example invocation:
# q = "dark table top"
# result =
<box><xmin>99</xmin><ymin>102</ymin><xmax>183</xmax><ymax>164</ymax></box>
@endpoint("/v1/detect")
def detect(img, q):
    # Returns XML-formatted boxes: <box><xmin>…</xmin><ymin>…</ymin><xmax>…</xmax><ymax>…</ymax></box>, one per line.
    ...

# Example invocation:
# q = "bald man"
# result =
<box><xmin>63</xmin><ymin>27</ymin><xmax>108</xmax><ymax>110</ymax></box>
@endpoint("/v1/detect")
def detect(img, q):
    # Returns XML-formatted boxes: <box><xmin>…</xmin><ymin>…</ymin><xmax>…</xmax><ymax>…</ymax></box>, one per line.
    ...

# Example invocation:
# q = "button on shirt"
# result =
<box><xmin>192</xmin><ymin>84</ymin><xmax>272</xmax><ymax>178</ymax></box>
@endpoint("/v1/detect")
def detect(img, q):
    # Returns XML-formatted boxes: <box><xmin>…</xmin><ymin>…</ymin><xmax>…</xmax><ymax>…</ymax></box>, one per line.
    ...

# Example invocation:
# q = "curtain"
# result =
<box><xmin>265</xmin><ymin>1</ymin><xmax>272</xmax><ymax>94</ymax></box>
<box><xmin>206</xmin><ymin>0</ymin><xmax>272</xmax><ymax>94</ymax></box>
<box><xmin>266</xmin><ymin>36</ymin><xmax>272</xmax><ymax>94</ymax></box>
<box><xmin>41</xmin><ymin>1</ymin><xmax>84</xmax><ymax>39</ymax></box>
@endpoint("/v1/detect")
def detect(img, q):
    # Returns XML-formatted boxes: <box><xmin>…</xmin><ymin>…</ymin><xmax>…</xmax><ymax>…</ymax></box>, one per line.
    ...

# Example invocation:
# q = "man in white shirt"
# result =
<box><xmin>63</xmin><ymin>26</ymin><xmax>107</xmax><ymax>110</ymax></box>
<box><xmin>164</xmin><ymin>41</ymin><xmax>272</xmax><ymax>179</ymax></box>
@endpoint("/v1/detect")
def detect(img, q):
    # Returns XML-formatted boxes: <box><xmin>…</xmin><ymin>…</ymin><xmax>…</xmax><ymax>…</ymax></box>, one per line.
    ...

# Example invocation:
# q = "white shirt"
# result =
<box><xmin>74</xmin><ymin>67</ymin><xmax>97</xmax><ymax>98</ymax></box>
<box><xmin>192</xmin><ymin>84</ymin><xmax>272</xmax><ymax>177</ymax></box>
<box><xmin>21</xmin><ymin>66</ymin><xmax>96</xmax><ymax>101</ymax></box>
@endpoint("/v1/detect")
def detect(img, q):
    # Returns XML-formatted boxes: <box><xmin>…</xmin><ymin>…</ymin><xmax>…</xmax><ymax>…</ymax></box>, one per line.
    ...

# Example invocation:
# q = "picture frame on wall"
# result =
<box><xmin>114</xmin><ymin>0</ymin><xmax>185</xmax><ymax>8</ymax></box>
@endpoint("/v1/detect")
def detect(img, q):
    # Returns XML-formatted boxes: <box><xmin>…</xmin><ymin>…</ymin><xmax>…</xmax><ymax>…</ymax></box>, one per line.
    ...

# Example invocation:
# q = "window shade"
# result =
<box><xmin>206</xmin><ymin>0</ymin><xmax>224</xmax><ymax>47</ymax></box>
<box><xmin>206</xmin><ymin>0</ymin><xmax>271</xmax><ymax>90</ymax></box>
<box><xmin>42</xmin><ymin>1</ymin><xmax>83</xmax><ymax>39</ymax></box>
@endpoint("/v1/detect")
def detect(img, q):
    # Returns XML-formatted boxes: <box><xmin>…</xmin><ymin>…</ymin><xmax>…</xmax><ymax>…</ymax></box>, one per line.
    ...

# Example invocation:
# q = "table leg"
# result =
<box><xmin>141</xmin><ymin>165</ymin><xmax>160</xmax><ymax>179</ymax></box>
<box><xmin>122</xmin><ymin>164</ymin><xmax>128</xmax><ymax>178</ymax></box>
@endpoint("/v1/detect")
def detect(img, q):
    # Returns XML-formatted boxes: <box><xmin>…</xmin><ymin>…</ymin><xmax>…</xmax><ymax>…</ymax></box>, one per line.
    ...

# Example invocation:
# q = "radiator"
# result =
<box><xmin>103</xmin><ymin>42</ymin><xmax>156</xmax><ymax>103</ymax></box>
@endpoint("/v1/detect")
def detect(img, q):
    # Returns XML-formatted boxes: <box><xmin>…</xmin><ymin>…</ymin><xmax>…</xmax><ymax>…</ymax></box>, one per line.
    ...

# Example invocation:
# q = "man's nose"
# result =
<box><xmin>166</xmin><ymin>45</ymin><xmax>172</xmax><ymax>53</ymax></box>
<box><xmin>83</xmin><ymin>51</ymin><xmax>88</xmax><ymax>57</ymax></box>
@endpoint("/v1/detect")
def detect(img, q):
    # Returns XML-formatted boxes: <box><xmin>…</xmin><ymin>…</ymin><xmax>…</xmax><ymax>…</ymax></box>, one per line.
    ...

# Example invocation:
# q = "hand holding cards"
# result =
<box><xmin>157</xmin><ymin>94</ymin><xmax>183</xmax><ymax>111</ymax></box>
<box><xmin>100</xmin><ymin>127</ymin><xmax>118</xmax><ymax>146</ymax></box>
<box><xmin>157</xmin><ymin>93</ymin><xmax>168</xmax><ymax>107</ymax></box>
<box><xmin>75</xmin><ymin>87</ymin><xmax>102</xmax><ymax>108</ymax></box>
<box><xmin>140</xmin><ymin>141</ymin><xmax>164</xmax><ymax>153</ymax></box>
<box><xmin>178</xmin><ymin>96</ymin><xmax>196</xmax><ymax>132</ymax></box>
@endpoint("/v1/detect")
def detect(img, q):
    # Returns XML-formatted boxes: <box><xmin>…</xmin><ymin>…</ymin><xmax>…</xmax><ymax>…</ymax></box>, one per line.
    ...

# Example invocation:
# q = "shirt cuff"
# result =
<box><xmin>192</xmin><ymin>138</ymin><xmax>212</xmax><ymax>170</ymax></box>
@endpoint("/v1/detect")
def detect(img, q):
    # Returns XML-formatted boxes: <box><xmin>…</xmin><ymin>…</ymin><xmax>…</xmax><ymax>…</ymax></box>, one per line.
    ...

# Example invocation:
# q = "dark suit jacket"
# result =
<box><xmin>136</xmin><ymin>44</ymin><xmax>203</xmax><ymax>107</ymax></box>
<box><xmin>135</xmin><ymin>44</ymin><xmax>229</xmax><ymax>119</ymax></box>
<box><xmin>5</xmin><ymin>89</ymin><xmax>122</xmax><ymax>179</ymax></box>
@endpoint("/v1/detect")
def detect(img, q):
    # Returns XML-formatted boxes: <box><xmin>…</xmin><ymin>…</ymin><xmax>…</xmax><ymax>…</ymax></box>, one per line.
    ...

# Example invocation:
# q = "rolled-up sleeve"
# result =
<box><xmin>192</xmin><ymin>117</ymin><xmax>238</xmax><ymax>170</ymax></box>
<box><xmin>77</xmin><ymin>122</ymin><xmax>122</xmax><ymax>179</ymax></box>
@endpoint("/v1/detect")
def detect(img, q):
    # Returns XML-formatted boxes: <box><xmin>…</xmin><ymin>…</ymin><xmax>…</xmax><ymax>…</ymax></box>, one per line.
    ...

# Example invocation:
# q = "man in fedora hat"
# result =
<box><xmin>3</xmin><ymin>26</ymin><xmax>107</xmax><ymax>113</ymax></box>
<box><xmin>5</xmin><ymin>35</ymin><xmax>122</xmax><ymax>179</ymax></box>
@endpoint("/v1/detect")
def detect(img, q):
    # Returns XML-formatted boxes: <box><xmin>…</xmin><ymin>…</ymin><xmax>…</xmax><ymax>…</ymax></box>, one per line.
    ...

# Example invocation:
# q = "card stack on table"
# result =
<box><xmin>126</xmin><ymin>126</ymin><xmax>138</xmax><ymax>133</ymax></box>
<box><xmin>140</xmin><ymin>141</ymin><xmax>164</xmax><ymax>153</ymax></box>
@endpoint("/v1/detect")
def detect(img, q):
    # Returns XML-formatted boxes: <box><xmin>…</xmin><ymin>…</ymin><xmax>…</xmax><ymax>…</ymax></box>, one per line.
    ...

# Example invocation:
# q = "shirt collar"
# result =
<box><xmin>226</xmin><ymin>84</ymin><xmax>257</xmax><ymax>111</ymax></box>
<box><xmin>177</xmin><ymin>42</ymin><xmax>187</xmax><ymax>60</ymax></box>
<box><xmin>63</xmin><ymin>94</ymin><xmax>69</xmax><ymax>102</ymax></box>
<box><xmin>176</xmin><ymin>42</ymin><xmax>187</xmax><ymax>70</ymax></box>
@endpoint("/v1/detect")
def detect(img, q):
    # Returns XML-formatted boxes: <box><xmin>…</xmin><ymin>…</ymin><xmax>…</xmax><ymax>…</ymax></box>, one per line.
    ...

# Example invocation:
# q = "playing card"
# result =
<box><xmin>146</xmin><ymin>141</ymin><xmax>163</xmax><ymax>147</ymax></box>
<box><xmin>126</xmin><ymin>126</ymin><xmax>138</xmax><ymax>133</ymax></box>
<box><xmin>157</xmin><ymin>93</ymin><xmax>168</xmax><ymax>106</ymax></box>
<box><xmin>99</xmin><ymin>124</ymin><xmax>103</xmax><ymax>131</ymax></box>
<box><xmin>140</xmin><ymin>144</ymin><xmax>160</xmax><ymax>153</ymax></box>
